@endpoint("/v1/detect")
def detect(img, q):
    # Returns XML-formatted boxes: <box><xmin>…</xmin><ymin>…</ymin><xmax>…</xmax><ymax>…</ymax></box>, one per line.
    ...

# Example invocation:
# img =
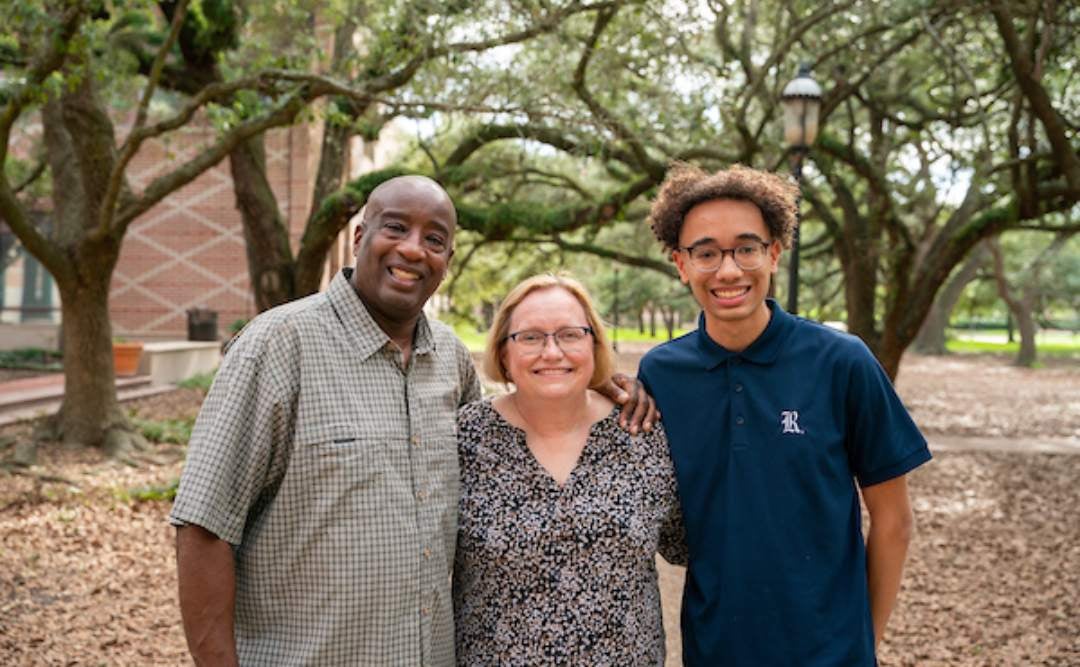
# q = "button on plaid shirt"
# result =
<box><xmin>170</xmin><ymin>269</ymin><xmax>481</xmax><ymax>665</ymax></box>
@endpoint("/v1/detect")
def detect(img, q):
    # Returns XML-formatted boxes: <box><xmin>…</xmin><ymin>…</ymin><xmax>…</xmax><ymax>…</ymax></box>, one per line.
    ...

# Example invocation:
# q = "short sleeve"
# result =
<box><xmin>645</xmin><ymin>423</ymin><xmax>688</xmax><ymax>566</ymax></box>
<box><xmin>658</xmin><ymin>492</ymin><xmax>688</xmax><ymax>566</ymax></box>
<box><xmin>457</xmin><ymin>340</ymin><xmax>482</xmax><ymax>406</ymax></box>
<box><xmin>844</xmin><ymin>343</ymin><xmax>931</xmax><ymax>487</ymax></box>
<box><xmin>637</xmin><ymin>359</ymin><xmax>655</xmax><ymax>397</ymax></box>
<box><xmin>169</xmin><ymin>339</ymin><xmax>297</xmax><ymax>545</ymax></box>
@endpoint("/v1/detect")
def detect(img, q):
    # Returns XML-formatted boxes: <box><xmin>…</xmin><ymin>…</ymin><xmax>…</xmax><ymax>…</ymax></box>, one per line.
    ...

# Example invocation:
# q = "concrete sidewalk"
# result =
<box><xmin>928</xmin><ymin>434</ymin><xmax>1080</xmax><ymax>455</ymax></box>
<box><xmin>0</xmin><ymin>373</ymin><xmax>175</xmax><ymax>427</ymax></box>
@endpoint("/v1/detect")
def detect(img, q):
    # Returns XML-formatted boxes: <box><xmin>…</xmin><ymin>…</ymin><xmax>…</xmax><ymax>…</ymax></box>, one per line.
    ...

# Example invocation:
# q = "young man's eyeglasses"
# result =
<box><xmin>503</xmin><ymin>326</ymin><xmax>594</xmax><ymax>351</ymax></box>
<box><xmin>678</xmin><ymin>240</ymin><xmax>772</xmax><ymax>272</ymax></box>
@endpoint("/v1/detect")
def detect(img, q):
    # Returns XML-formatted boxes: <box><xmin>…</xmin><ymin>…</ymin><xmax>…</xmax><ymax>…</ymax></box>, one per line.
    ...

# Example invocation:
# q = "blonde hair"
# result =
<box><xmin>482</xmin><ymin>273</ymin><xmax>615</xmax><ymax>389</ymax></box>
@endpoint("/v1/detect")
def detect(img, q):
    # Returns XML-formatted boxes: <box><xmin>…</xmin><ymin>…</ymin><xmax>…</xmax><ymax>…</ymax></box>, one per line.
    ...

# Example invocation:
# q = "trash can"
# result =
<box><xmin>187</xmin><ymin>307</ymin><xmax>219</xmax><ymax>341</ymax></box>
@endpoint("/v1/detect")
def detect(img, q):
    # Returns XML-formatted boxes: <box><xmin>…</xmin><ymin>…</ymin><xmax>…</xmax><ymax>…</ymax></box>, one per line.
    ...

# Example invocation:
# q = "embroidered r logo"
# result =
<box><xmin>780</xmin><ymin>410</ymin><xmax>805</xmax><ymax>435</ymax></box>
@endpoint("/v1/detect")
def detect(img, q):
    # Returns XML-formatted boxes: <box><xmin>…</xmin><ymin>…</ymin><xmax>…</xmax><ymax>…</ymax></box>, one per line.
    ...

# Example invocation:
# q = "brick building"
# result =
<box><xmin>1</xmin><ymin>120</ymin><xmax>402</xmax><ymax>346</ymax></box>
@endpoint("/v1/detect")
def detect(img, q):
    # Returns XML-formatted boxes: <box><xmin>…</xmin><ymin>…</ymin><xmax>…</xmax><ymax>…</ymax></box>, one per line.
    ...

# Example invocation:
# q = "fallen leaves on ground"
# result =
<box><xmin>0</xmin><ymin>354</ymin><xmax>1077</xmax><ymax>665</ymax></box>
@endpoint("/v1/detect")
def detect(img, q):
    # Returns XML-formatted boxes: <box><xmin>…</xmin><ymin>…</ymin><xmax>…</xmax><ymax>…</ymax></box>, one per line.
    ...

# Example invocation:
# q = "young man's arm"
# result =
<box><xmin>861</xmin><ymin>474</ymin><xmax>915</xmax><ymax>648</ymax></box>
<box><xmin>176</xmin><ymin>525</ymin><xmax>239</xmax><ymax>667</ymax></box>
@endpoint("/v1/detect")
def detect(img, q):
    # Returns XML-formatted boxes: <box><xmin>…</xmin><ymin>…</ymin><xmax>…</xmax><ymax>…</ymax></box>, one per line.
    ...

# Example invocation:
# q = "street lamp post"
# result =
<box><xmin>612</xmin><ymin>265</ymin><xmax>619</xmax><ymax>353</ymax></box>
<box><xmin>780</xmin><ymin>64</ymin><xmax>822</xmax><ymax>316</ymax></box>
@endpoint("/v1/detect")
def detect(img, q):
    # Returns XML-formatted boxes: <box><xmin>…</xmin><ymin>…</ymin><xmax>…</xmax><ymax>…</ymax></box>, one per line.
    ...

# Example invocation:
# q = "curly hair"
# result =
<box><xmin>648</xmin><ymin>163</ymin><xmax>800</xmax><ymax>251</ymax></box>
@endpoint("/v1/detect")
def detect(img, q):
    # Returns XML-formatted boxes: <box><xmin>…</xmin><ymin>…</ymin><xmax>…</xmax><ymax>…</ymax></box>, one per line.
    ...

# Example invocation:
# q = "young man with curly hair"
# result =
<box><xmin>638</xmin><ymin>164</ymin><xmax>930</xmax><ymax>666</ymax></box>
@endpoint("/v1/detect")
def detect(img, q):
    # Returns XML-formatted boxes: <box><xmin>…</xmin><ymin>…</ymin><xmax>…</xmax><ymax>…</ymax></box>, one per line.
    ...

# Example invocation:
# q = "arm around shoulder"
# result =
<box><xmin>176</xmin><ymin>524</ymin><xmax>239</xmax><ymax>666</ymax></box>
<box><xmin>457</xmin><ymin>336</ymin><xmax>482</xmax><ymax>405</ymax></box>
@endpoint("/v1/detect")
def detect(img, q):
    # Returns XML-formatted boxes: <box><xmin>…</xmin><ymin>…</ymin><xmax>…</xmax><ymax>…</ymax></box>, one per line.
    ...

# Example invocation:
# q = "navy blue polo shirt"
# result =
<box><xmin>639</xmin><ymin>301</ymin><xmax>930</xmax><ymax>667</ymax></box>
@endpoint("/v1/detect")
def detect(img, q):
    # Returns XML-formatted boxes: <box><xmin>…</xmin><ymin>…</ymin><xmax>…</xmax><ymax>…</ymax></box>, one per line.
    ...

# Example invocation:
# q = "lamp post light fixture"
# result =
<box><xmin>780</xmin><ymin>63</ymin><xmax>822</xmax><ymax>316</ymax></box>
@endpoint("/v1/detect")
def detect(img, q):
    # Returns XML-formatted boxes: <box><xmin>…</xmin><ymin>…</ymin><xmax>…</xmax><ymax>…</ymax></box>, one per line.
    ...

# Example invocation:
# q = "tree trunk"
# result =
<box><xmin>913</xmin><ymin>242</ymin><xmax>989</xmax><ymax>355</ymax></box>
<box><xmin>229</xmin><ymin>135</ymin><xmax>297</xmax><ymax>311</ymax></box>
<box><xmin>44</xmin><ymin>254</ymin><xmax>147</xmax><ymax>455</ymax></box>
<box><xmin>842</xmin><ymin>246</ymin><xmax>881</xmax><ymax>352</ymax></box>
<box><xmin>663</xmin><ymin>305</ymin><xmax>676</xmax><ymax>340</ymax></box>
<box><xmin>986</xmin><ymin>237</ymin><xmax>1039</xmax><ymax>367</ymax></box>
<box><xmin>648</xmin><ymin>306</ymin><xmax>657</xmax><ymax>337</ymax></box>
<box><xmin>1013</xmin><ymin>302</ymin><xmax>1038</xmax><ymax>367</ymax></box>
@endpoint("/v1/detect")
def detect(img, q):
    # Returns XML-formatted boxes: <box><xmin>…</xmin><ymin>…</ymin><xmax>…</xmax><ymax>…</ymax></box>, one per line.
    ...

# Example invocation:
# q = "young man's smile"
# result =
<box><xmin>672</xmin><ymin>198</ymin><xmax>781</xmax><ymax>350</ymax></box>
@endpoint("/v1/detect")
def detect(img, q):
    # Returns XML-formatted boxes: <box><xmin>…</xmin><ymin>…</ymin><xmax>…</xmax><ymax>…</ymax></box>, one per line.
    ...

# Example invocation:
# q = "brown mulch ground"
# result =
<box><xmin>0</xmin><ymin>354</ymin><xmax>1078</xmax><ymax>665</ymax></box>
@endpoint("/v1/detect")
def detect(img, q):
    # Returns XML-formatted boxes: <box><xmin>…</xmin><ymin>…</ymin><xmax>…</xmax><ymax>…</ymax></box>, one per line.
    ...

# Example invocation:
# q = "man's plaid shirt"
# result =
<box><xmin>170</xmin><ymin>269</ymin><xmax>481</xmax><ymax>665</ymax></box>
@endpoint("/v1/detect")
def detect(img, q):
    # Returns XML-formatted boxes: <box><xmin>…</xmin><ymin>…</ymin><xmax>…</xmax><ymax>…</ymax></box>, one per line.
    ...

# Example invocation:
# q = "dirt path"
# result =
<box><xmin>0</xmin><ymin>352</ymin><xmax>1077</xmax><ymax>665</ymax></box>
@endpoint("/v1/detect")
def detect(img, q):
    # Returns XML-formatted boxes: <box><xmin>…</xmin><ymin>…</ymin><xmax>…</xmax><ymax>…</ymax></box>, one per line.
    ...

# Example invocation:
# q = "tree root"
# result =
<box><xmin>0</xmin><ymin>438</ymin><xmax>40</xmax><ymax>468</ymax></box>
<box><xmin>101</xmin><ymin>427</ymin><xmax>149</xmax><ymax>462</ymax></box>
<box><xmin>30</xmin><ymin>410</ymin><xmax>150</xmax><ymax>463</ymax></box>
<box><xmin>0</xmin><ymin>463</ymin><xmax>78</xmax><ymax>487</ymax></box>
<box><xmin>31</xmin><ymin>412</ymin><xmax>62</xmax><ymax>443</ymax></box>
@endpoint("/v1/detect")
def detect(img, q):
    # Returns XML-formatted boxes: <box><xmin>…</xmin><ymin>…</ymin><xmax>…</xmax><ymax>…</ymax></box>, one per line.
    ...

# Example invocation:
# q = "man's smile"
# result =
<box><xmin>388</xmin><ymin>266</ymin><xmax>422</xmax><ymax>283</ymax></box>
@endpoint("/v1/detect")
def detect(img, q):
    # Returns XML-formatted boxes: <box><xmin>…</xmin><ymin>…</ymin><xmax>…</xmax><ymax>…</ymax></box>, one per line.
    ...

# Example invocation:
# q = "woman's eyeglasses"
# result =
<box><xmin>503</xmin><ymin>326</ymin><xmax>594</xmax><ymax>351</ymax></box>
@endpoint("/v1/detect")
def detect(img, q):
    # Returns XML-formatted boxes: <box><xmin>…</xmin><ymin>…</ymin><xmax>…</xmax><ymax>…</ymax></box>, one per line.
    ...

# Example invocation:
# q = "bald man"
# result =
<box><xmin>172</xmin><ymin>175</ymin><xmax>473</xmax><ymax>666</ymax></box>
<box><xmin>171</xmin><ymin>177</ymin><xmax>651</xmax><ymax>666</ymax></box>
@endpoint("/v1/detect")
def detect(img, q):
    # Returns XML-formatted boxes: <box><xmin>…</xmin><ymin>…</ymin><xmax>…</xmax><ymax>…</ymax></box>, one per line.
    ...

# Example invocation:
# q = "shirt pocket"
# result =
<box><xmin>419</xmin><ymin>435</ymin><xmax>460</xmax><ymax>510</ymax></box>
<box><xmin>294</xmin><ymin>422</ymin><xmax>386</xmax><ymax>489</ymax></box>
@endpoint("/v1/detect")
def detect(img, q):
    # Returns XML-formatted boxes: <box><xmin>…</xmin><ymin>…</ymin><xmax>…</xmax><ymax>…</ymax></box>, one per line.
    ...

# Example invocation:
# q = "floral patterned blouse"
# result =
<box><xmin>453</xmin><ymin>399</ymin><xmax>687</xmax><ymax>666</ymax></box>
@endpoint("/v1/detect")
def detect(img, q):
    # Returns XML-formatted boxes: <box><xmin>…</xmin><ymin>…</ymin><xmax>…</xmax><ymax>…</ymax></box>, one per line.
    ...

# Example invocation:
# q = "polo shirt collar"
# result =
<box><xmin>694</xmin><ymin>299</ymin><xmax>793</xmax><ymax>369</ymax></box>
<box><xmin>328</xmin><ymin>269</ymin><xmax>436</xmax><ymax>361</ymax></box>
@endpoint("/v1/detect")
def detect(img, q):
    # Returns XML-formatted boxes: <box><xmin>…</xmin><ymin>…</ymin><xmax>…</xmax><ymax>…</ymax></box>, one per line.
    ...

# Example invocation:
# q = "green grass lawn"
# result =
<box><xmin>946</xmin><ymin>329</ymin><xmax>1080</xmax><ymax>358</ymax></box>
<box><xmin>453</xmin><ymin>327</ymin><xmax>489</xmax><ymax>353</ymax></box>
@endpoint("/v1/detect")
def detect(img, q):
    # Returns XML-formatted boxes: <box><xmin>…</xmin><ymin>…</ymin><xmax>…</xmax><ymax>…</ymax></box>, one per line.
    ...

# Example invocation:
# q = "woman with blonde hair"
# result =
<box><xmin>453</xmin><ymin>273</ymin><xmax>685</xmax><ymax>666</ymax></box>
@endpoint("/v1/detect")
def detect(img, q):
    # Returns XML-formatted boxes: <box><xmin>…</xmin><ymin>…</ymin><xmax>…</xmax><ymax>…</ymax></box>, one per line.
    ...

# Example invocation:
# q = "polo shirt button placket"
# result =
<box><xmin>730</xmin><ymin>358</ymin><xmax>749</xmax><ymax>450</ymax></box>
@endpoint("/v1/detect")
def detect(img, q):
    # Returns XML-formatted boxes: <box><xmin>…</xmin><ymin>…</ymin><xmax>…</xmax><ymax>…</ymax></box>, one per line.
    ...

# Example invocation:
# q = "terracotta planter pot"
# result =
<box><xmin>113</xmin><ymin>342</ymin><xmax>144</xmax><ymax>377</ymax></box>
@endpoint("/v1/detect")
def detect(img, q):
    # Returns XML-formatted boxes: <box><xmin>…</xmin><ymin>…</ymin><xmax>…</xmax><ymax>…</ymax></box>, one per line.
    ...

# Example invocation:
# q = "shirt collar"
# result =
<box><xmin>328</xmin><ymin>268</ymin><xmax>435</xmax><ymax>361</ymax></box>
<box><xmin>694</xmin><ymin>299</ymin><xmax>793</xmax><ymax>369</ymax></box>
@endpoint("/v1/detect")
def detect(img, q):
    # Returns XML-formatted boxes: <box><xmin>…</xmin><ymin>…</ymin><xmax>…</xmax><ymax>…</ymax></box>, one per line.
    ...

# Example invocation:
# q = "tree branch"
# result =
<box><xmin>819</xmin><ymin>20</ymin><xmax>932</xmax><ymax>123</ymax></box>
<box><xmin>295</xmin><ymin>167</ymin><xmax>409</xmax><ymax>292</ymax></box>
<box><xmin>990</xmin><ymin>2</ymin><xmax>1080</xmax><ymax>196</ymax></box>
<box><xmin>114</xmin><ymin>87</ymin><xmax>318</xmax><ymax>233</ymax></box>
<box><xmin>0</xmin><ymin>181</ymin><xmax>65</xmax><ymax>278</ymax></box>
<box><xmin>518</xmin><ymin>236</ymin><xmax>678</xmax><ymax>279</ymax></box>
<box><xmin>0</xmin><ymin>3</ymin><xmax>84</xmax><ymax>275</ymax></box>
<box><xmin>1016</xmin><ymin>221</ymin><xmax>1080</xmax><ymax>233</ymax></box>
<box><xmin>737</xmin><ymin>0</ymin><xmax>857</xmax><ymax>123</ymax></box>
<box><xmin>0</xmin><ymin>3</ymin><xmax>84</xmax><ymax>165</ymax></box>
<box><xmin>571</xmin><ymin>7</ymin><xmax>664</xmax><ymax>179</ymax></box>
<box><xmin>101</xmin><ymin>0</ymin><xmax>190</xmax><ymax>236</ymax></box>
<box><xmin>13</xmin><ymin>160</ymin><xmax>46</xmax><ymax>195</ymax></box>
<box><xmin>442</xmin><ymin>123</ymin><xmax>638</xmax><ymax>170</ymax></box>
<box><xmin>365</xmin><ymin>1</ymin><xmax>621</xmax><ymax>95</ymax></box>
